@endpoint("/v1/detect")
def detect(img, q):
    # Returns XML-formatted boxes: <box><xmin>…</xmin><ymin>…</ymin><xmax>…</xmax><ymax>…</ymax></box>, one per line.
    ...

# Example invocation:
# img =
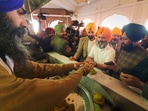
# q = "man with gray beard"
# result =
<box><xmin>0</xmin><ymin>14</ymin><xmax>30</xmax><ymax>66</ymax></box>
<box><xmin>0</xmin><ymin>0</ymin><xmax>94</xmax><ymax>111</ymax></box>
<box><xmin>85</xmin><ymin>27</ymin><xmax>115</xmax><ymax>70</ymax></box>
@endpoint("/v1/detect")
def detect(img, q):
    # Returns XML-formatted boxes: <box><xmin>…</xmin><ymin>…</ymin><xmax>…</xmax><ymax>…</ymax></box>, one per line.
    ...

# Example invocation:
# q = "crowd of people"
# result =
<box><xmin>0</xmin><ymin>0</ymin><xmax>148</xmax><ymax>110</ymax></box>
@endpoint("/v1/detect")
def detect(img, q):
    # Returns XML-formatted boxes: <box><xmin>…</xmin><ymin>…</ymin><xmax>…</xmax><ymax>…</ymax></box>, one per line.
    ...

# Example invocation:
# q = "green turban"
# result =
<box><xmin>125</xmin><ymin>23</ymin><xmax>147</xmax><ymax>42</ymax></box>
<box><xmin>54</xmin><ymin>24</ymin><xmax>64</xmax><ymax>35</ymax></box>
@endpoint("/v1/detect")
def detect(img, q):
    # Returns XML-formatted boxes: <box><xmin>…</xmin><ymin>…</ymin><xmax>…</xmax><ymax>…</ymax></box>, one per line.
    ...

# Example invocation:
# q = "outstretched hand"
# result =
<box><xmin>73</xmin><ymin>62</ymin><xmax>84</xmax><ymax>70</ymax></box>
<box><xmin>80</xmin><ymin>62</ymin><xmax>95</xmax><ymax>76</ymax></box>
<box><xmin>120</xmin><ymin>72</ymin><xmax>144</xmax><ymax>89</ymax></box>
<box><xmin>73</xmin><ymin>62</ymin><xmax>96</xmax><ymax>76</ymax></box>
<box><xmin>69</xmin><ymin>56</ymin><xmax>76</xmax><ymax>61</ymax></box>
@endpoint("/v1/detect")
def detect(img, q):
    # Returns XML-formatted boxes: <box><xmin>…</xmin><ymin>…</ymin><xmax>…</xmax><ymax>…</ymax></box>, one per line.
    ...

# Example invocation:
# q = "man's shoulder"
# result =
<box><xmin>80</xmin><ymin>36</ymin><xmax>88</xmax><ymax>40</ymax></box>
<box><xmin>104</xmin><ymin>45</ymin><xmax>115</xmax><ymax>52</ymax></box>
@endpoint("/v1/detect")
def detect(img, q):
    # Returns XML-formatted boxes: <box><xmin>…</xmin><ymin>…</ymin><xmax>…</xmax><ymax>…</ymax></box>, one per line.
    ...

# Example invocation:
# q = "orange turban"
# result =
<box><xmin>85</xmin><ymin>22</ymin><xmax>97</xmax><ymax>34</ymax></box>
<box><xmin>111</xmin><ymin>27</ymin><xmax>122</xmax><ymax>36</ymax></box>
<box><xmin>96</xmin><ymin>27</ymin><xmax>112</xmax><ymax>42</ymax></box>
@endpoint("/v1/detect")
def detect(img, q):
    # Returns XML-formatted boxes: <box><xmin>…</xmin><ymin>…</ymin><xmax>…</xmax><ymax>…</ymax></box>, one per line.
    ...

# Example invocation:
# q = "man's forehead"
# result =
<box><xmin>99</xmin><ymin>33</ymin><xmax>104</xmax><ymax>37</ymax></box>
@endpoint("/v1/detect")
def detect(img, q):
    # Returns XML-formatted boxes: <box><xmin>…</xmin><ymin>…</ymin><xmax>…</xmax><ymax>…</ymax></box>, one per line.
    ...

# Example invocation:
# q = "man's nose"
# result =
<box><xmin>21</xmin><ymin>17</ymin><xmax>28</xmax><ymax>27</ymax></box>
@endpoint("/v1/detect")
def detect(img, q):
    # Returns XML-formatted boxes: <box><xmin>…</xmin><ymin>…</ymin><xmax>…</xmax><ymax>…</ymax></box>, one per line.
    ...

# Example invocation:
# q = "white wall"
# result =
<box><xmin>76</xmin><ymin>0</ymin><xmax>148</xmax><ymax>26</ymax></box>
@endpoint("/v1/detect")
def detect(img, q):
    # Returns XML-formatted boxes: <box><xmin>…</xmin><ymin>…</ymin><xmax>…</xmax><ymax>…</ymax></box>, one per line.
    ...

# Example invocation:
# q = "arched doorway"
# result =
<box><xmin>101</xmin><ymin>14</ymin><xmax>129</xmax><ymax>30</ymax></box>
<box><xmin>48</xmin><ymin>20</ymin><xmax>63</xmax><ymax>28</ymax></box>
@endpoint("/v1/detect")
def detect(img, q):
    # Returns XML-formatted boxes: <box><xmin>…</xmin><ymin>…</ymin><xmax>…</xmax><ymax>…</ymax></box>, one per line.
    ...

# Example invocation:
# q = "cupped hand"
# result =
<box><xmin>81</xmin><ymin>62</ymin><xmax>94</xmax><ymax>76</ymax></box>
<box><xmin>69</xmin><ymin>56</ymin><xmax>76</xmax><ymax>61</ymax></box>
<box><xmin>73</xmin><ymin>62</ymin><xmax>84</xmax><ymax>70</ymax></box>
<box><xmin>120</xmin><ymin>72</ymin><xmax>144</xmax><ymax>89</ymax></box>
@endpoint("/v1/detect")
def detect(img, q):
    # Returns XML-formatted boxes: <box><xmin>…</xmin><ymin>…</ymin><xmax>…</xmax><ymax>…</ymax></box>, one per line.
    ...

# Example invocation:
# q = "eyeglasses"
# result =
<box><xmin>17</xmin><ymin>7</ymin><xmax>27</xmax><ymax>15</ymax></box>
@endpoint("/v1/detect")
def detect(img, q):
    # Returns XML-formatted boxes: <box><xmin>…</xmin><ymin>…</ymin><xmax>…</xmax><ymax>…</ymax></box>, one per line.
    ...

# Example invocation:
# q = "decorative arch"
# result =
<box><xmin>46</xmin><ymin>17</ymin><xmax>71</xmax><ymax>28</ymax></box>
<box><xmin>48</xmin><ymin>20</ymin><xmax>63</xmax><ymax>28</ymax></box>
<box><xmin>101</xmin><ymin>14</ymin><xmax>129</xmax><ymax>30</ymax></box>
<box><xmin>83</xmin><ymin>18</ymin><xmax>92</xmax><ymax>27</ymax></box>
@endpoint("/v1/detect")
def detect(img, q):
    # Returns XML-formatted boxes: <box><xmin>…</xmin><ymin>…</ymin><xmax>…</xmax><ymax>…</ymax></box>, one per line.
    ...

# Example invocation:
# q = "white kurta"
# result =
<box><xmin>88</xmin><ymin>44</ymin><xmax>115</xmax><ymax>64</ymax></box>
<box><xmin>0</xmin><ymin>55</ymin><xmax>14</xmax><ymax>75</ymax></box>
<box><xmin>87</xmin><ymin>38</ymin><xmax>98</xmax><ymax>55</ymax></box>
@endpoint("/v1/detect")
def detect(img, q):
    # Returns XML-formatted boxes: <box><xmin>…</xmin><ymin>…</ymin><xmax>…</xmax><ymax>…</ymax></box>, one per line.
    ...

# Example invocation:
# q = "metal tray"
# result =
<box><xmin>80</xmin><ymin>76</ymin><xmax>115</xmax><ymax>105</ymax></box>
<box><xmin>65</xmin><ymin>84</ymin><xmax>94</xmax><ymax>111</ymax></box>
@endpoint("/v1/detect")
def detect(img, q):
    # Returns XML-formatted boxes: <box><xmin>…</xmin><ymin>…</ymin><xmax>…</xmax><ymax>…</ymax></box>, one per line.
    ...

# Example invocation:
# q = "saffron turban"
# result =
<box><xmin>54</xmin><ymin>24</ymin><xmax>64</xmax><ymax>35</ymax></box>
<box><xmin>112</xmin><ymin>27</ymin><xmax>122</xmax><ymax>36</ymax></box>
<box><xmin>85</xmin><ymin>22</ymin><xmax>97</xmax><ymax>33</ymax></box>
<box><xmin>97</xmin><ymin>27</ymin><xmax>112</xmax><ymax>42</ymax></box>
<box><xmin>124</xmin><ymin>23</ymin><xmax>147</xmax><ymax>42</ymax></box>
<box><xmin>0</xmin><ymin>0</ymin><xmax>24</xmax><ymax>12</ymax></box>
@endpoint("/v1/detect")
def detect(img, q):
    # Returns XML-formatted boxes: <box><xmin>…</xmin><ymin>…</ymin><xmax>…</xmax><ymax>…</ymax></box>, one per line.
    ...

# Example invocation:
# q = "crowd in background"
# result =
<box><xmin>24</xmin><ymin>20</ymin><xmax>148</xmax><ymax>64</ymax></box>
<box><xmin>0</xmin><ymin>1</ymin><xmax>148</xmax><ymax>110</ymax></box>
<box><xmin>23</xmin><ymin>20</ymin><xmax>148</xmax><ymax>100</ymax></box>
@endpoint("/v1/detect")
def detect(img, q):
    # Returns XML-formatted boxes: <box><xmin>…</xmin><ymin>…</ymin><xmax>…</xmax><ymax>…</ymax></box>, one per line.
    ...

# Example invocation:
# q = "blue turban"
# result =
<box><xmin>0</xmin><ymin>0</ymin><xmax>24</xmax><ymax>13</ymax></box>
<box><xmin>125</xmin><ymin>23</ymin><xmax>147</xmax><ymax>42</ymax></box>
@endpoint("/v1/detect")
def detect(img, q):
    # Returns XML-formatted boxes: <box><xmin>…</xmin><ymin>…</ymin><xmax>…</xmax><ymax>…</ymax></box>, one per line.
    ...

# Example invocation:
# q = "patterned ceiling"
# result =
<box><xmin>42</xmin><ymin>0</ymin><xmax>97</xmax><ymax>11</ymax></box>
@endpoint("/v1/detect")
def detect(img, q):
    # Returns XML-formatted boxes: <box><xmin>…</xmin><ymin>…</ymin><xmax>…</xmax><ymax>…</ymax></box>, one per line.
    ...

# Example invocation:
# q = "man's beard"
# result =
<box><xmin>97</xmin><ymin>41</ymin><xmax>108</xmax><ymax>49</ymax></box>
<box><xmin>0</xmin><ymin>13</ymin><xmax>31</xmax><ymax>66</ymax></box>
<box><xmin>88</xmin><ymin>35</ymin><xmax>94</xmax><ymax>40</ymax></box>
<box><xmin>121</xmin><ymin>43</ymin><xmax>135</xmax><ymax>52</ymax></box>
<box><xmin>110</xmin><ymin>38</ymin><xmax>118</xmax><ymax>44</ymax></box>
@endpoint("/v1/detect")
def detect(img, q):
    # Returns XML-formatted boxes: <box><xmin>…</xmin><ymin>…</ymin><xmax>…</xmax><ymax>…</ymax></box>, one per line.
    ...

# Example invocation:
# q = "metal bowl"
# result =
<box><xmin>65</xmin><ymin>84</ymin><xmax>94</xmax><ymax>111</ymax></box>
<box><xmin>76</xmin><ymin>84</ymin><xmax>94</xmax><ymax>111</ymax></box>
<box><xmin>49</xmin><ymin>76</ymin><xmax>94</xmax><ymax>111</ymax></box>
